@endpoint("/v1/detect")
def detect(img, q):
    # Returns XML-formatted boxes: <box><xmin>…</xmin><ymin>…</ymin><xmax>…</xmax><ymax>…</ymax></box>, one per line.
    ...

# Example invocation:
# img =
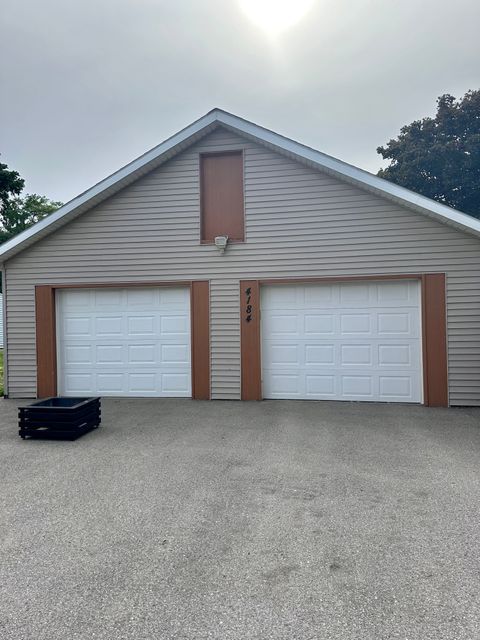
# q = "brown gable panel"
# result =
<box><xmin>201</xmin><ymin>151</ymin><xmax>244</xmax><ymax>243</ymax></box>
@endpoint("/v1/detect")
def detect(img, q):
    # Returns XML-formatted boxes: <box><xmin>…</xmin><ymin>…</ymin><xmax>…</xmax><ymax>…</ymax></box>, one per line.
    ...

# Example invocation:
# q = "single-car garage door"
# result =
<box><xmin>261</xmin><ymin>280</ymin><xmax>422</xmax><ymax>402</ymax></box>
<box><xmin>56</xmin><ymin>287</ymin><xmax>191</xmax><ymax>397</ymax></box>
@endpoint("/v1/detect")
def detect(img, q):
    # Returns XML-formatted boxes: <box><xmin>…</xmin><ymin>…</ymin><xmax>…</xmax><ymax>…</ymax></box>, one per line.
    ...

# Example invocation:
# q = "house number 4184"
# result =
<box><xmin>245</xmin><ymin>287</ymin><xmax>253</xmax><ymax>323</ymax></box>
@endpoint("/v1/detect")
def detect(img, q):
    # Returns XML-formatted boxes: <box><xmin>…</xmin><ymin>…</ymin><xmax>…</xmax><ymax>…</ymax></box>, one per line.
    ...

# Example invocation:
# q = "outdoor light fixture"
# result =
<box><xmin>214</xmin><ymin>235</ymin><xmax>229</xmax><ymax>254</ymax></box>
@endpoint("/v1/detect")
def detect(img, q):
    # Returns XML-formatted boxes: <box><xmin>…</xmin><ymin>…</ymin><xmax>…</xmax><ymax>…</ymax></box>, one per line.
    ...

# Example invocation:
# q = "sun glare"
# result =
<box><xmin>239</xmin><ymin>0</ymin><xmax>314</xmax><ymax>37</ymax></box>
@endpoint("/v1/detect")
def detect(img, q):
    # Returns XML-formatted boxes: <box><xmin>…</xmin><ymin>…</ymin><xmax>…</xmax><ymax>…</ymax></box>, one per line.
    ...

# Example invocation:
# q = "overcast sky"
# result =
<box><xmin>1</xmin><ymin>0</ymin><xmax>479</xmax><ymax>203</ymax></box>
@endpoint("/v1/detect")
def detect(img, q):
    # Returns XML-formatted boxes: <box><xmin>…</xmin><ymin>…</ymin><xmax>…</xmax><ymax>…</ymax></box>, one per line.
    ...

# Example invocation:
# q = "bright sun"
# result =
<box><xmin>239</xmin><ymin>0</ymin><xmax>315</xmax><ymax>37</ymax></box>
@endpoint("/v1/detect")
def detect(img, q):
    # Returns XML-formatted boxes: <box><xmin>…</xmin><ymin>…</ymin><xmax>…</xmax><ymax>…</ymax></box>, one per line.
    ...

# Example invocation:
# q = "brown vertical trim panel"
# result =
<box><xmin>35</xmin><ymin>285</ymin><xmax>57</xmax><ymax>398</ymax></box>
<box><xmin>240</xmin><ymin>280</ymin><xmax>261</xmax><ymax>400</ymax></box>
<box><xmin>191</xmin><ymin>281</ymin><xmax>210</xmax><ymax>400</ymax></box>
<box><xmin>422</xmin><ymin>273</ymin><xmax>448</xmax><ymax>407</ymax></box>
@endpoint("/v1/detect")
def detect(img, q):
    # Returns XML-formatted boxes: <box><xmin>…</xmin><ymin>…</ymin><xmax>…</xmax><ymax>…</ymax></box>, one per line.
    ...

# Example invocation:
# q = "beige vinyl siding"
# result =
<box><xmin>4</xmin><ymin>127</ymin><xmax>480</xmax><ymax>404</ymax></box>
<box><xmin>210</xmin><ymin>279</ymin><xmax>241</xmax><ymax>400</ymax></box>
<box><xmin>0</xmin><ymin>293</ymin><xmax>4</xmax><ymax>348</ymax></box>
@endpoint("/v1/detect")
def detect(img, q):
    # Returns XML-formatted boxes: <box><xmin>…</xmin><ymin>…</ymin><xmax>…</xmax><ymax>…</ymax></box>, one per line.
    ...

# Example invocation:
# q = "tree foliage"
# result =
<box><xmin>0</xmin><ymin>161</ymin><xmax>62</xmax><ymax>244</ymax></box>
<box><xmin>0</xmin><ymin>162</ymin><xmax>24</xmax><ymax>213</ymax></box>
<box><xmin>377</xmin><ymin>90</ymin><xmax>480</xmax><ymax>217</ymax></box>
<box><xmin>0</xmin><ymin>194</ymin><xmax>63</xmax><ymax>243</ymax></box>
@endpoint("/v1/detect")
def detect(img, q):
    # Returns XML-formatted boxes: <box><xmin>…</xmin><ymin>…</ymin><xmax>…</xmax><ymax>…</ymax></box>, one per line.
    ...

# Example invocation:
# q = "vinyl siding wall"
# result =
<box><xmin>4</xmin><ymin>127</ymin><xmax>480</xmax><ymax>404</ymax></box>
<box><xmin>0</xmin><ymin>293</ymin><xmax>4</xmax><ymax>348</ymax></box>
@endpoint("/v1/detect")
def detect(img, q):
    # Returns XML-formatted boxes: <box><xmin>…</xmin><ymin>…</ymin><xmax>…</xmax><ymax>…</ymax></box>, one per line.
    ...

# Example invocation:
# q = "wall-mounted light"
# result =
<box><xmin>214</xmin><ymin>235</ymin><xmax>229</xmax><ymax>255</ymax></box>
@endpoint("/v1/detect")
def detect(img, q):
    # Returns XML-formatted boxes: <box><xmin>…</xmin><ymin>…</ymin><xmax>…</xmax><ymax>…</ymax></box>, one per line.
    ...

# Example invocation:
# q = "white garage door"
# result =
<box><xmin>57</xmin><ymin>287</ymin><xmax>191</xmax><ymax>397</ymax></box>
<box><xmin>261</xmin><ymin>280</ymin><xmax>422</xmax><ymax>403</ymax></box>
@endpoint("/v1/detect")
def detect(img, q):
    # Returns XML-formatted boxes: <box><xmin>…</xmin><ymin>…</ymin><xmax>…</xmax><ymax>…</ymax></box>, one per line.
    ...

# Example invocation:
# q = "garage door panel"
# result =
<box><xmin>304</xmin><ymin>285</ymin><xmax>334</xmax><ymax>305</ymax></box>
<box><xmin>262</xmin><ymin>286</ymin><xmax>298</xmax><ymax>307</ymax></box>
<box><xmin>339</xmin><ymin>283</ymin><xmax>370</xmax><ymax>305</ymax></box>
<box><xmin>379</xmin><ymin>375</ymin><xmax>413</xmax><ymax>398</ymax></box>
<box><xmin>377</xmin><ymin>312</ymin><xmax>411</xmax><ymax>335</ymax></box>
<box><xmin>127</xmin><ymin>315</ymin><xmax>156</xmax><ymax>335</ymax></box>
<box><xmin>340</xmin><ymin>313</ymin><xmax>371</xmax><ymax>334</ymax></box>
<box><xmin>64</xmin><ymin>373</ymin><xmax>93</xmax><ymax>393</ymax></box>
<box><xmin>64</xmin><ymin>317</ymin><xmax>91</xmax><ymax>337</ymax></box>
<box><xmin>340</xmin><ymin>344</ymin><xmax>373</xmax><ymax>366</ymax></box>
<box><xmin>304</xmin><ymin>314</ymin><xmax>335</xmax><ymax>334</ymax></box>
<box><xmin>264</xmin><ymin>372</ymin><xmax>301</xmax><ymax>396</ymax></box>
<box><xmin>96</xmin><ymin>344</ymin><xmax>124</xmax><ymax>364</ymax></box>
<box><xmin>378</xmin><ymin>344</ymin><xmax>412</xmax><ymax>366</ymax></box>
<box><xmin>160</xmin><ymin>315</ymin><xmax>189</xmax><ymax>335</ymax></box>
<box><xmin>376</xmin><ymin>280</ymin><xmax>412</xmax><ymax>303</ymax></box>
<box><xmin>305</xmin><ymin>374</ymin><xmax>336</xmax><ymax>396</ymax></box>
<box><xmin>261</xmin><ymin>281</ymin><xmax>422</xmax><ymax>403</ymax></box>
<box><xmin>266</xmin><ymin>314</ymin><xmax>299</xmax><ymax>335</ymax></box>
<box><xmin>128</xmin><ymin>344</ymin><xmax>156</xmax><ymax>364</ymax></box>
<box><xmin>128</xmin><ymin>372</ymin><xmax>157</xmax><ymax>393</ymax></box>
<box><xmin>159</xmin><ymin>288</ymin><xmax>190</xmax><ymax>305</ymax></box>
<box><xmin>305</xmin><ymin>344</ymin><xmax>335</xmax><ymax>365</ymax></box>
<box><xmin>126</xmin><ymin>289</ymin><xmax>157</xmax><ymax>306</ymax></box>
<box><xmin>57</xmin><ymin>287</ymin><xmax>191</xmax><ymax>397</ymax></box>
<box><xmin>341</xmin><ymin>375</ymin><xmax>373</xmax><ymax>397</ymax></box>
<box><xmin>95</xmin><ymin>289</ymin><xmax>123</xmax><ymax>306</ymax></box>
<box><xmin>63</xmin><ymin>290</ymin><xmax>92</xmax><ymax>308</ymax></box>
<box><xmin>96</xmin><ymin>316</ymin><xmax>123</xmax><ymax>336</ymax></box>
<box><xmin>161</xmin><ymin>344</ymin><xmax>190</xmax><ymax>364</ymax></box>
<box><xmin>97</xmin><ymin>373</ymin><xmax>125</xmax><ymax>393</ymax></box>
<box><xmin>263</xmin><ymin>343</ymin><xmax>300</xmax><ymax>366</ymax></box>
<box><xmin>64</xmin><ymin>345</ymin><xmax>92</xmax><ymax>365</ymax></box>
<box><xmin>162</xmin><ymin>373</ymin><xmax>191</xmax><ymax>394</ymax></box>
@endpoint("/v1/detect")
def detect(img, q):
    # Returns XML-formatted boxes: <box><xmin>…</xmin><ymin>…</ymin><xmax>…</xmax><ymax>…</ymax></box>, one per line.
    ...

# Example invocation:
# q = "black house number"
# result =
<box><xmin>245</xmin><ymin>287</ymin><xmax>253</xmax><ymax>323</ymax></box>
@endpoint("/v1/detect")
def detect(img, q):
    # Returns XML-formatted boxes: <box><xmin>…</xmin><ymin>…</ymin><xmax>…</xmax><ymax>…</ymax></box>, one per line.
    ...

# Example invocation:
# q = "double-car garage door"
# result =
<box><xmin>57</xmin><ymin>287</ymin><xmax>191</xmax><ymax>397</ymax></box>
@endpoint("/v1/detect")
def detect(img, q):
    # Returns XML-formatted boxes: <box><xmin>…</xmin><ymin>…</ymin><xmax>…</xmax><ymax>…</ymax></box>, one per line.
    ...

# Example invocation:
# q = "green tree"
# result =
<box><xmin>0</xmin><ymin>161</ymin><xmax>24</xmax><ymax>216</ymax></box>
<box><xmin>0</xmin><ymin>193</ymin><xmax>63</xmax><ymax>243</ymax></box>
<box><xmin>377</xmin><ymin>90</ymin><xmax>480</xmax><ymax>217</ymax></box>
<box><xmin>0</xmin><ymin>160</ymin><xmax>62</xmax><ymax>244</ymax></box>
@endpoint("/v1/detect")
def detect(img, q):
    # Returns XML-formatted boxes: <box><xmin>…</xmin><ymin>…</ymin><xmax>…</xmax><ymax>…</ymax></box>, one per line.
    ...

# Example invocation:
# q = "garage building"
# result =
<box><xmin>1</xmin><ymin>109</ymin><xmax>480</xmax><ymax>406</ymax></box>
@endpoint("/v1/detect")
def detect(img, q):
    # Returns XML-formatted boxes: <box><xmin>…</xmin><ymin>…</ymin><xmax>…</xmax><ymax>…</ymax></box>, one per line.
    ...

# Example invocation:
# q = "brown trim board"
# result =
<box><xmin>47</xmin><ymin>281</ymin><xmax>193</xmax><ymax>289</ymax></box>
<box><xmin>241</xmin><ymin>274</ymin><xmax>448</xmax><ymax>407</ymax></box>
<box><xmin>240</xmin><ymin>280</ymin><xmax>261</xmax><ymax>400</ymax></box>
<box><xmin>35</xmin><ymin>281</ymin><xmax>210</xmax><ymax>400</ymax></box>
<box><xmin>421</xmin><ymin>274</ymin><xmax>448</xmax><ymax>407</ymax></box>
<box><xmin>35</xmin><ymin>285</ymin><xmax>57</xmax><ymax>398</ymax></box>
<box><xmin>259</xmin><ymin>274</ymin><xmax>423</xmax><ymax>285</ymax></box>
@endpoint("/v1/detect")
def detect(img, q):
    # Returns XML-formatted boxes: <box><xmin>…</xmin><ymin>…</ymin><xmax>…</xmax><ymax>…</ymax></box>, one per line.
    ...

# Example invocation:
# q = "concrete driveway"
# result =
<box><xmin>1</xmin><ymin>398</ymin><xmax>479</xmax><ymax>639</ymax></box>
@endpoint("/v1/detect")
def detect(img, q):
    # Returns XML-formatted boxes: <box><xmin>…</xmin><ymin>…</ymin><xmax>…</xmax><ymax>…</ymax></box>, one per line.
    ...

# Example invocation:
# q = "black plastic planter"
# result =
<box><xmin>19</xmin><ymin>397</ymin><xmax>101</xmax><ymax>440</ymax></box>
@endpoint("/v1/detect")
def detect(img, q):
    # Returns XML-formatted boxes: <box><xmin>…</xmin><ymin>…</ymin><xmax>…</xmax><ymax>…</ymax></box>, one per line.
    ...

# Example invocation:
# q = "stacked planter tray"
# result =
<box><xmin>19</xmin><ymin>397</ymin><xmax>101</xmax><ymax>440</ymax></box>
